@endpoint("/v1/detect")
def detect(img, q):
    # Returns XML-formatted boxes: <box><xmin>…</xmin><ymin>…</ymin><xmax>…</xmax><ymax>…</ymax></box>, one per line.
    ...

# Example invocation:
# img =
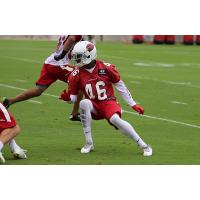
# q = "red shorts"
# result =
<box><xmin>91</xmin><ymin>100</ymin><xmax>122</xmax><ymax>120</ymax></box>
<box><xmin>36</xmin><ymin>64</ymin><xmax>75</xmax><ymax>87</ymax></box>
<box><xmin>0</xmin><ymin>103</ymin><xmax>16</xmax><ymax>133</ymax></box>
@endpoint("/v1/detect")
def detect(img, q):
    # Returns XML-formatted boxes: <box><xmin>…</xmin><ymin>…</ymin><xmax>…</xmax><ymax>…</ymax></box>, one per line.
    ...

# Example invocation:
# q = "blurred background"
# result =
<box><xmin>0</xmin><ymin>35</ymin><xmax>200</xmax><ymax>45</ymax></box>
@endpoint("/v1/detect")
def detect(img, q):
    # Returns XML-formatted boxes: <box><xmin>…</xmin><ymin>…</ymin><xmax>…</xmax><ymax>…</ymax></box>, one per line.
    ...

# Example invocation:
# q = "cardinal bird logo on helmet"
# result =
<box><xmin>86</xmin><ymin>43</ymin><xmax>94</xmax><ymax>52</ymax></box>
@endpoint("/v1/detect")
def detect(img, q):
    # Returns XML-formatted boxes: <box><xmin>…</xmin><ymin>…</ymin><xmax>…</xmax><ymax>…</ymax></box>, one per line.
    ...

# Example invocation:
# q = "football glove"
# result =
<box><xmin>132</xmin><ymin>104</ymin><xmax>144</xmax><ymax>115</ymax></box>
<box><xmin>54</xmin><ymin>50</ymin><xmax>67</xmax><ymax>61</ymax></box>
<box><xmin>59</xmin><ymin>89</ymin><xmax>71</xmax><ymax>102</ymax></box>
<box><xmin>2</xmin><ymin>97</ymin><xmax>10</xmax><ymax>109</ymax></box>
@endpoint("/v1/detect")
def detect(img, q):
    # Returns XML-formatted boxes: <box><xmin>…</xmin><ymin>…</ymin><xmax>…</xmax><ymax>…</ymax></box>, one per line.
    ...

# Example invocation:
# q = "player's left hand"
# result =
<box><xmin>132</xmin><ymin>104</ymin><xmax>144</xmax><ymax>115</ymax></box>
<box><xmin>59</xmin><ymin>89</ymin><xmax>71</xmax><ymax>101</ymax></box>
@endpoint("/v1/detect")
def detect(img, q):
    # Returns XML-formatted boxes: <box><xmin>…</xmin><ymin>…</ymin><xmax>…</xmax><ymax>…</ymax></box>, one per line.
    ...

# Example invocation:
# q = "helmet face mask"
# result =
<box><xmin>71</xmin><ymin>41</ymin><xmax>97</xmax><ymax>67</ymax></box>
<box><xmin>72</xmin><ymin>53</ymin><xmax>88</xmax><ymax>67</ymax></box>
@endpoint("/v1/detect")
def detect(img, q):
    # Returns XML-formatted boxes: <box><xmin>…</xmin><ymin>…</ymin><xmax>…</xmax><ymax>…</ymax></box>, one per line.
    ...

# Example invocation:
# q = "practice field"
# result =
<box><xmin>0</xmin><ymin>39</ymin><xmax>200</xmax><ymax>165</ymax></box>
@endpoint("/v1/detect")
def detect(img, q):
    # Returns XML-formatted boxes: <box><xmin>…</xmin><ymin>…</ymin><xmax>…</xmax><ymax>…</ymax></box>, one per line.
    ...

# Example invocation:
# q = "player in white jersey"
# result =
<box><xmin>45</xmin><ymin>35</ymin><xmax>75</xmax><ymax>65</ymax></box>
<box><xmin>3</xmin><ymin>35</ymin><xmax>82</xmax><ymax>121</ymax></box>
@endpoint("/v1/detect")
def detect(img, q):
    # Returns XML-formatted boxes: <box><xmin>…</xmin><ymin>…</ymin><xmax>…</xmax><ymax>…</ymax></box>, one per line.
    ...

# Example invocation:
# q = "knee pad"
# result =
<box><xmin>109</xmin><ymin>113</ymin><xmax>121</xmax><ymax>125</ymax></box>
<box><xmin>79</xmin><ymin>99</ymin><xmax>93</xmax><ymax>111</ymax></box>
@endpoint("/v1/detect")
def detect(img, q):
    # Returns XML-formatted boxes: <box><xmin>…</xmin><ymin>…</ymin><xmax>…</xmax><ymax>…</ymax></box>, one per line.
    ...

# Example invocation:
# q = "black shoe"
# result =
<box><xmin>69</xmin><ymin>113</ymin><xmax>81</xmax><ymax>122</ymax></box>
<box><xmin>2</xmin><ymin>97</ymin><xmax>10</xmax><ymax>109</ymax></box>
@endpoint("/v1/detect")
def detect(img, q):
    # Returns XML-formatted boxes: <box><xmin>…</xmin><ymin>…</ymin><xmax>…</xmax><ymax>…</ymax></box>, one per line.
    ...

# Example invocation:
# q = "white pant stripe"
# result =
<box><xmin>0</xmin><ymin>103</ymin><xmax>11</xmax><ymax>122</ymax></box>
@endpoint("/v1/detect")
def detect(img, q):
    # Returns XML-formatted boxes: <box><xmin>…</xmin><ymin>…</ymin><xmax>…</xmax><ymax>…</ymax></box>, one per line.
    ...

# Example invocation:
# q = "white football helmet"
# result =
<box><xmin>71</xmin><ymin>41</ymin><xmax>97</xmax><ymax>67</ymax></box>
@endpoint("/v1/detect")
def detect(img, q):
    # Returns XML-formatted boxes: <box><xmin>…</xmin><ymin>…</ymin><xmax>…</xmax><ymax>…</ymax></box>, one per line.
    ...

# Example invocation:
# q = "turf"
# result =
<box><xmin>0</xmin><ymin>39</ymin><xmax>200</xmax><ymax>165</ymax></box>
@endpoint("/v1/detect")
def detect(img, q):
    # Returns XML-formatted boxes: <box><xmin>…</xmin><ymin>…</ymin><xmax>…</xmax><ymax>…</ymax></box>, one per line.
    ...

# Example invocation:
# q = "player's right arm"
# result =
<box><xmin>54</xmin><ymin>35</ymin><xmax>82</xmax><ymax>61</ymax></box>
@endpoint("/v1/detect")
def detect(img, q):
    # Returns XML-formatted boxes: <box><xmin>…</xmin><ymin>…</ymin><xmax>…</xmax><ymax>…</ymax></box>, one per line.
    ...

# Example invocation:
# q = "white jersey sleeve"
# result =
<box><xmin>45</xmin><ymin>35</ymin><xmax>70</xmax><ymax>66</ymax></box>
<box><xmin>114</xmin><ymin>80</ymin><xmax>137</xmax><ymax>107</ymax></box>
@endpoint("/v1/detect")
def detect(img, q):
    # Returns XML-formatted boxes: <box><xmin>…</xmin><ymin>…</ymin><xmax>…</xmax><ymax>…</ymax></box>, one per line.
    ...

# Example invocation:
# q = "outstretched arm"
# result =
<box><xmin>54</xmin><ymin>35</ymin><xmax>81</xmax><ymax>61</ymax></box>
<box><xmin>114</xmin><ymin>80</ymin><xmax>144</xmax><ymax>114</ymax></box>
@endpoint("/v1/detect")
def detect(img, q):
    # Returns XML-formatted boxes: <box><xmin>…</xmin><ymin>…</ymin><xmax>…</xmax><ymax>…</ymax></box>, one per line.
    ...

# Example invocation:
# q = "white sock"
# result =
<box><xmin>110</xmin><ymin>114</ymin><xmax>147</xmax><ymax>149</ymax></box>
<box><xmin>9</xmin><ymin>139</ymin><xmax>20</xmax><ymax>151</ymax></box>
<box><xmin>0</xmin><ymin>141</ymin><xmax>4</xmax><ymax>151</ymax></box>
<box><xmin>80</xmin><ymin>99</ymin><xmax>94</xmax><ymax>145</ymax></box>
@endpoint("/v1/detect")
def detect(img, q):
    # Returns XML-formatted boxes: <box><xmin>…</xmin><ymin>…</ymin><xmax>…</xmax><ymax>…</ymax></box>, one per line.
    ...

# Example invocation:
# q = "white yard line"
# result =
<box><xmin>43</xmin><ymin>93</ymin><xmax>58</xmax><ymax>98</ymax></box>
<box><xmin>0</xmin><ymin>55</ymin><xmax>43</xmax><ymax>64</ymax></box>
<box><xmin>0</xmin><ymin>83</ymin><xmax>58</xmax><ymax>98</ymax></box>
<box><xmin>159</xmin><ymin>80</ymin><xmax>200</xmax><ymax>89</ymax></box>
<box><xmin>123</xmin><ymin>110</ymin><xmax>200</xmax><ymax>129</ymax></box>
<box><xmin>128</xmin><ymin>76</ymin><xmax>200</xmax><ymax>89</ymax></box>
<box><xmin>100</xmin><ymin>54</ymin><xmax>200</xmax><ymax>68</ymax></box>
<box><xmin>15</xmin><ymin>79</ymin><xmax>28</xmax><ymax>83</ymax></box>
<box><xmin>0</xmin><ymin>83</ymin><xmax>199</xmax><ymax>129</ymax></box>
<box><xmin>162</xmin><ymin>80</ymin><xmax>200</xmax><ymax>89</ymax></box>
<box><xmin>133</xmin><ymin>62</ymin><xmax>175</xmax><ymax>68</ymax></box>
<box><xmin>171</xmin><ymin>101</ymin><xmax>188</xmax><ymax>105</ymax></box>
<box><xmin>129</xmin><ymin>81</ymin><xmax>141</xmax><ymax>84</ymax></box>
<box><xmin>0</xmin><ymin>83</ymin><xmax>28</xmax><ymax>91</ymax></box>
<box><xmin>0</xmin><ymin>47</ymin><xmax>50</xmax><ymax>52</ymax></box>
<box><xmin>27</xmin><ymin>100</ymin><xmax>43</xmax><ymax>104</ymax></box>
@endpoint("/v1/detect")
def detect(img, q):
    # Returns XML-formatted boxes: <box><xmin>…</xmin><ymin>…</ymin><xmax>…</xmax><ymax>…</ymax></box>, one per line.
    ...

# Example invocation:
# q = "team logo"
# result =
<box><xmin>86</xmin><ymin>43</ymin><xmax>94</xmax><ymax>52</ymax></box>
<box><xmin>98</xmin><ymin>69</ymin><xmax>107</xmax><ymax>75</ymax></box>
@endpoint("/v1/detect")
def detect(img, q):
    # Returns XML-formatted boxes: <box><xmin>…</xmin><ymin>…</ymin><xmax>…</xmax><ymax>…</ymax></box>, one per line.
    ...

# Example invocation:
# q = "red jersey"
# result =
<box><xmin>69</xmin><ymin>60</ymin><xmax>121</xmax><ymax>102</ymax></box>
<box><xmin>0</xmin><ymin>102</ymin><xmax>16</xmax><ymax>132</ymax></box>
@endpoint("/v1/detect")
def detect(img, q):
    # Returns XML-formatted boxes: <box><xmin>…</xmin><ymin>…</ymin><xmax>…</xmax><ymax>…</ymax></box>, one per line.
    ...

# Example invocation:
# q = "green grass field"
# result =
<box><xmin>0</xmin><ymin>39</ymin><xmax>200</xmax><ymax>165</ymax></box>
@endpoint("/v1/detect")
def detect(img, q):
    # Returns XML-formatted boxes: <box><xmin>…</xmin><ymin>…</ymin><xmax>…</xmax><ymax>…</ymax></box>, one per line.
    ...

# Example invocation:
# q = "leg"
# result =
<box><xmin>88</xmin><ymin>35</ymin><xmax>96</xmax><ymax>44</ymax></box>
<box><xmin>0</xmin><ymin>125</ymin><xmax>20</xmax><ymax>146</ymax></box>
<box><xmin>88</xmin><ymin>35</ymin><xmax>92</xmax><ymax>41</ymax></box>
<box><xmin>0</xmin><ymin>104</ymin><xmax>20</xmax><ymax>151</ymax></box>
<box><xmin>0</xmin><ymin>125</ymin><xmax>20</xmax><ymax>163</ymax></box>
<box><xmin>109</xmin><ymin>113</ymin><xmax>152</xmax><ymax>156</ymax></box>
<box><xmin>4</xmin><ymin>63</ymin><xmax>54</xmax><ymax>108</ymax></box>
<box><xmin>79</xmin><ymin>99</ymin><xmax>95</xmax><ymax>153</ymax></box>
<box><xmin>7</xmin><ymin>86</ymin><xmax>46</xmax><ymax>106</ymax></box>
<box><xmin>69</xmin><ymin>91</ymin><xmax>83</xmax><ymax>121</ymax></box>
<box><xmin>0</xmin><ymin>103</ymin><xmax>27</xmax><ymax>161</ymax></box>
<box><xmin>100</xmin><ymin>35</ymin><xmax>103</xmax><ymax>41</ymax></box>
<box><xmin>9</xmin><ymin>138</ymin><xmax>23</xmax><ymax>152</ymax></box>
<box><xmin>0</xmin><ymin>125</ymin><xmax>27</xmax><ymax>161</ymax></box>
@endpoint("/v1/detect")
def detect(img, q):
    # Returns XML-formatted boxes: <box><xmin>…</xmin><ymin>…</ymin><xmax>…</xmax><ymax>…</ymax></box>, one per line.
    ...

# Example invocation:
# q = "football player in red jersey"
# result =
<box><xmin>3</xmin><ymin>35</ymin><xmax>82</xmax><ymax>121</ymax></box>
<box><xmin>60</xmin><ymin>41</ymin><xmax>153</xmax><ymax>156</ymax></box>
<box><xmin>0</xmin><ymin>102</ymin><xmax>27</xmax><ymax>163</ymax></box>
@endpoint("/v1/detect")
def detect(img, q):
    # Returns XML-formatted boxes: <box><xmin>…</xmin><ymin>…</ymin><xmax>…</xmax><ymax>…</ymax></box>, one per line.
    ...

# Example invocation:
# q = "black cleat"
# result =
<box><xmin>2</xmin><ymin>97</ymin><xmax>10</xmax><ymax>109</ymax></box>
<box><xmin>69</xmin><ymin>113</ymin><xmax>81</xmax><ymax>122</ymax></box>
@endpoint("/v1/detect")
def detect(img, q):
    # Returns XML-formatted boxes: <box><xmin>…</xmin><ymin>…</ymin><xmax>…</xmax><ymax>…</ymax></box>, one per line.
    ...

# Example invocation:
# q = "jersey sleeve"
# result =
<box><xmin>68</xmin><ymin>69</ymin><xmax>80</xmax><ymax>95</ymax></box>
<box><xmin>107</xmin><ymin>64</ymin><xmax>121</xmax><ymax>83</ymax></box>
<box><xmin>114</xmin><ymin>80</ymin><xmax>137</xmax><ymax>107</ymax></box>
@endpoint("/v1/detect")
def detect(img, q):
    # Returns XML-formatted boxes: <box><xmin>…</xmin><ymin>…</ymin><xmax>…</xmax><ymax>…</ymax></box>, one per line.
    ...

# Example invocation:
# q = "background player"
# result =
<box><xmin>3</xmin><ymin>35</ymin><xmax>82</xmax><ymax>121</ymax></box>
<box><xmin>60</xmin><ymin>41</ymin><xmax>153</xmax><ymax>156</ymax></box>
<box><xmin>0</xmin><ymin>102</ymin><xmax>27</xmax><ymax>164</ymax></box>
